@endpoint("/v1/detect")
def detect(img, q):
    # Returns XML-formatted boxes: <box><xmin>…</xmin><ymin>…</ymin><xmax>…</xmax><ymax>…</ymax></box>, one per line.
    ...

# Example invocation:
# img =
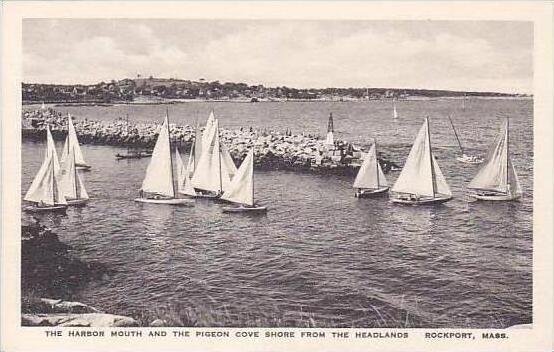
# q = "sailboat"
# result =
<box><xmin>134</xmin><ymin>113</ymin><xmax>194</xmax><ymax>205</ymax></box>
<box><xmin>190</xmin><ymin>119</ymin><xmax>232</xmax><ymax>198</ymax></box>
<box><xmin>175</xmin><ymin>147</ymin><xmax>197</xmax><ymax>197</ymax></box>
<box><xmin>392</xmin><ymin>101</ymin><xmax>398</xmax><ymax>119</ymax></box>
<box><xmin>448</xmin><ymin>115</ymin><xmax>483</xmax><ymax>164</ymax></box>
<box><xmin>59</xmin><ymin>146</ymin><xmax>89</xmax><ymax>206</ymax></box>
<box><xmin>61</xmin><ymin>113</ymin><xmax>91</xmax><ymax>170</ymax></box>
<box><xmin>353</xmin><ymin>140</ymin><xmax>389</xmax><ymax>197</ymax></box>
<box><xmin>24</xmin><ymin>126</ymin><xmax>68</xmax><ymax>213</ymax></box>
<box><xmin>390</xmin><ymin>117</ymin><xmax>453</xmax><ymax>205</ymax></box>
<box><xmin>467</xmin><ymin>118</ymin><xmax>522</xmax><ymax>201</ymax></box>
<box><xmin>221</xmin><ymin>149</ymin><xmax>267</xmax><ymax>213</ymax></box>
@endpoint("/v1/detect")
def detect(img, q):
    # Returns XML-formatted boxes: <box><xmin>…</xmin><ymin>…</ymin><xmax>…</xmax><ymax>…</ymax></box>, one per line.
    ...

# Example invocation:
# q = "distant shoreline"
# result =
<box><xmin>22</xmin><ymin>95</ymin><xmax>533</xmax><ymax>107</ymax></box>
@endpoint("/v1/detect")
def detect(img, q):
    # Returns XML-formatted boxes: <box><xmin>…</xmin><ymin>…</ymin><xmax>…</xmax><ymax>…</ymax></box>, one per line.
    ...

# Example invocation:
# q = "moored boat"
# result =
<box><xmin>390</xmin><ymin>117</ymin><xmax>453</xmax><ymax>205</ymax></box>
<box><xmin>467</xmin><ymin>118</ymin><xmax>521</xmax><ymax>201</ymax></box>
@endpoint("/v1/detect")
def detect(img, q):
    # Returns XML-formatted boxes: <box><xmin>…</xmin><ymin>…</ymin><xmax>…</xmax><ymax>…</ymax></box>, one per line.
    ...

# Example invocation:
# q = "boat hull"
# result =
<box><xmin>134</xmin><ymin>198</ymin><xmax>194</xmax><ymax>205</ymax></box>
<box><xmin>355</xmin><ymin>187</ymin><xmax>389</xmax><ymax>198</ymax></box>
<box><xmin>115</xmin><ymin>153</ymin><xmax>152</xmax><ymax>160</ymax></box>
<box><xmin>23</xmin><ymin>204</ymin><xmax>68</xmax><ymax>213</ymax></box>
<box><xmin>390</xmin><ymin>195</ymin><xmax>452</xmax><ymax>205</ymax></box>
<box><xmin>76</xmin><ymin>164</ymin><xmax>92</xmax><ymax>171</ymax></box>
<box><xmin>469</xmin><ymin>193</ymin><xmax>521</xmax><ymax>201</ymax></box>
<box><xmin>222</xmin><ymin>205</ymin><xmax>267</xmax><ymax>213</ymax></box>
<box><xmin>66</xmin><ymin>198</ymin><xmax>89</xmax><ymax>206</ymax></box>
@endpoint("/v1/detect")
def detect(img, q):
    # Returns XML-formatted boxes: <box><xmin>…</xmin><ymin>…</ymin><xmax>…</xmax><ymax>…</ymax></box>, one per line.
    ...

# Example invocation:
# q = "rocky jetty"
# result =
<box><xmin>22</xmin><ymin>108</ymin><xmax>399</xmax><ymax>174</ymax></box>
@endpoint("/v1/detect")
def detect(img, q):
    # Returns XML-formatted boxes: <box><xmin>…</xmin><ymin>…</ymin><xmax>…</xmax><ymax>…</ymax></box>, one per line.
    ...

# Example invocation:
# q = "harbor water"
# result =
<box><xmin>21</xmin><ymin>98</ymin><xmax>533</xmax><ymax>327</ymax></box>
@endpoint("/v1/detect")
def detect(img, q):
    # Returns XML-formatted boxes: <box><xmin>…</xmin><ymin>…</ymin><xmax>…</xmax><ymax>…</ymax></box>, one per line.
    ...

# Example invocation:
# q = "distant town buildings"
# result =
<box><xmin>21</xmin><ymin>77</ymin><xmax>525</xmax><ymax>103</ymax></box>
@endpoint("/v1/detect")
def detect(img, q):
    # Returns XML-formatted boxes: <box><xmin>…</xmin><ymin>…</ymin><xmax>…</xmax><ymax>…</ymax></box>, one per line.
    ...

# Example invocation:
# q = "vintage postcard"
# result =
<box><xmin>1</xmin><ymin>1</ymin><xmax>552</xmax><ymax>351</ymax></box>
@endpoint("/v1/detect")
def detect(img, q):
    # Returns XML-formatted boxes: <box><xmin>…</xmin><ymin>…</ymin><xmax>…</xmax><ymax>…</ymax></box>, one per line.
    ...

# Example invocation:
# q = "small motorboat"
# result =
<box><xmin>456</xmin><ymin>154</ymin><xmax>484</xmax><ymax>164</ymax></box>
<box><xmin>115</xmin><ymin>151</ymin><xmax>152</xmax><ymax>160</ymax></box>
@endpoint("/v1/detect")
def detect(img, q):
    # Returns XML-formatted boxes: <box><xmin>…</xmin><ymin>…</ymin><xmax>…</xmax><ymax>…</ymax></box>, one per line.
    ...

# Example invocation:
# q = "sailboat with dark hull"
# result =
<box><xmin>390</xmin><ymin>117</ymin><xmax>453</xmax><ymax>205</ymax></box>
<box><xmin>467</xmin><ymin>118</ymin><xmax>522</xmax><ymax>201</ymax></box>
<box><xmin>221</xmin><ymin>149</ymin><xmax>267</xmax><ymax>213</ymax></box>
<box><xmin>134</xmin><ymin>112</ymin><xmax>193</xmax><ymax>205</ymax></box>
<box><xmin>353</xmin><ymin>140</ymin><xmax>389</xmax><ymax>197</ymax></box>
<box><xmin>24</xmin><ymin>127</ymin><xmax>68</xmax><ymax>213</ymax></box>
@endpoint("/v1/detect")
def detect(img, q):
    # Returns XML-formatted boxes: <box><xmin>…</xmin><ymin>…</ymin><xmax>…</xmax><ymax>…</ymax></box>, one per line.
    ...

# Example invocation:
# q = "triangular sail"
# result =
<box><xmin>24</xmin><ymin>153</ymin><xmax>67</xmax><ymax>205</ymax></box>
<box><xmin>59</xmin><ymin>146</ymin><xmax>89</xmax><ymax>200</ymax></box>
<box><xmin>221</xmin><ymin>149</ymin><xmax>254</xmax><ymax>206</ymax></box>
<box><xmin>193</xmin><ymin>125</ymin><xmax>203</xmax><ymax>171</ymax></box>
<box><xmin>431</xmin><ymin>154</ymin><xmax>452</xmax><ymax>196</ymax></box>
<box><xmin>62</xmin><ymin>114</ymin><xmax>87</xmax><ymax>166</ymax></box>
<box><xmin>325</xmin><ymin>131</ymin><xmax>334</xmax><ymax>145</ymax></box>
<box><xmin>190</xmin><ymin>120</ymin><xmax>231</xmax><ymax>193</ymax></box>
<box><xmin>353</xmin><ymin>144</ymin><xmax>388</xmax><ymax>189</ymax></box>
<box><xmin>221</xmin><ymin>144</ymin><xmax>238</xmax><ymax>179</ymax></box>
<box><xmin>202</xmin><ymin>111</ymin><xmax>216</xmax><ymax>149</ymax></box>
<box><xmin>46</xmin><ymin>126</ymin><xmax>61</xmax><ymax>175</ymax></box>
<box><xmin>508</xmin><ymin>159</ymin><xmax>522</xmax><ymax>196</ymax></box>
<box><xmin>393</xmin><ymin>103</ymin><xmax>398</xmax><ymax>119</ymax></box>
<box><xmin>140</xmin><ymin>115</ymin><xmax>175</xmax><ymax>197</ymax></box>
<box><xmin>391</xmin><ymin>120</ymin><xmax>435</xmax><ymax>197</ymax></box>
<box><xmin>176</xmin><ymin>148</ymin><xmax>196</xmax><ymax>196</ymax></box>
<box><xmin>468</xmin><ymin>120</ymin><xmax>509</xmax><ymax>193</ymax></box>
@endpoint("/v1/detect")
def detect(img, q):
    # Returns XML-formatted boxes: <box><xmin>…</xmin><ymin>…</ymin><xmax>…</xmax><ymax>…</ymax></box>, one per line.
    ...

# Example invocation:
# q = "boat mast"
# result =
<box><xmin>426</xmin><ymin>117</ymin><xmax>436</xmax><ymax>197</ymax></box>
<box><xmin>167</xmin><ymin>108</ymin><xmax>176</xmax><ymax>198</ymax></box>
<box><xmin>505</xmin><ymin>116</ymin><xmax>510</xmax><ymax>194</ymax></box>
<box><xmin>218</xmin><ymin>128</ymin><xmax>223</xmax><ymax>194</ymax></box>
<box><xmin>374</xmin><ymin>138</ymin><xmax>379</xmax><ymax>188</ymax></box>
<box><xmin>448</xmin><ymin>115</ymin><xmax>464</xmax><ymax>155</ymax></box>
<box><xmin>73</xmin><ymin>149</ymin><xmax>79</xmax><ymax>199</ymax></box>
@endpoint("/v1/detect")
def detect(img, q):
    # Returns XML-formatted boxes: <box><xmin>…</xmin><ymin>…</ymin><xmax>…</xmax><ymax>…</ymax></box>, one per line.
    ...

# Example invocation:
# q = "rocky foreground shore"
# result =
<box><xmin>22</xmin><ymin>108</ymin><xmax>400</xmax><ymax>174</ymax></box>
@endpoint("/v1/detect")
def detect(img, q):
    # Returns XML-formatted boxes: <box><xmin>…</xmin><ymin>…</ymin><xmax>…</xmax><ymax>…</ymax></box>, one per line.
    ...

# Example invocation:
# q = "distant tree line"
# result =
<box><xmin>22</xmin><ymin>77</ymin><xmax>525</xmax><ymax>103</ymax></box>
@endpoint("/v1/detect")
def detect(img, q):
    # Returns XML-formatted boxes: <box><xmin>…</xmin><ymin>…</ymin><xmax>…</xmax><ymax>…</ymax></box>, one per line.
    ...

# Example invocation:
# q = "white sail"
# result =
<box><xmin>508</xmin><ymin>159</ymin><xmax>522</xmax><ymax>196</ymax></box>
<box><xmin>325</xmin><ymin>131</ymin><xmax>334</xmax><ymax>145</ymax></box>
<box><xmin>24</xmin><ymin>152</ymin><xmax>67</xmax><ymax>205</ymax></box>
<box><xmin>46</xmin><ymin>126</ymin><xmax>61</xmax><ymax>175</ymax></box>
<box><xmin>176</xmin><ymin>148</ymin><xmax>196</xmax><ymax>196</ymax></box>
<box><xmin>468</xmin><ymin>121</ymin><xmax>509</xmax><ymax>193</ymax></box>
<box><xmin>221</xmin><ymin>149</ymin><xmax>254</xmax><ymax>206</ymax></box>
<box><xmin>61</xmin><ymin>114</ymin><xmax>87</xmax><ymax>166</ymax></box>
<box><xmin>58</xmin><ymin>146</ymin><xmax>89</xmax><ymax>200</ymax></box>
<box><xmin>221</xmin><ymin>144</ymin><xmax>238</xmax><ymax>179</ymax></box>
<box><xmin>353</xmin><ymin>144</ymin><xmax>388</xmax><ymax>189</ymax></box>
<box><xmin>393</xmin><ymin>103</ymin><xmax>398</xmax><ymax>119</ymax></box>
<box><xmin>391</xmin><ymin>119</ymin><xmax>435</xmax><ymax>197</ymax></box>
<box><xmin>202</xmin><ymin>111</ymin><xmax>216</xmax><ymax>149</ymax></box>
<box><xmin>140</xmin><ymin>115</ymin><xmax>175</xmax><ymax>197</ymax></box>
<box><xmin>41</xmin><ymin>102</ymin><xmax>46</xmax><ymax>110</ymax></box>
<box><xmin>190</xmin><ymin>120</ymin><xmax>231</xmax><ymax>193</ymax></box>
<box><xmin>431</xmin><ymin>154</ymin><xmax>452</xmax><ymax>196</ymax></box>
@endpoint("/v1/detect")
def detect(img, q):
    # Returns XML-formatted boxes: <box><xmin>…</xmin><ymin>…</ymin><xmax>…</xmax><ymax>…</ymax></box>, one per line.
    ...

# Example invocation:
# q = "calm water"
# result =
<box><xmin>22</xmin><ymin>99</ymin><xmax>533</xmax><ymax>328</ymax></box>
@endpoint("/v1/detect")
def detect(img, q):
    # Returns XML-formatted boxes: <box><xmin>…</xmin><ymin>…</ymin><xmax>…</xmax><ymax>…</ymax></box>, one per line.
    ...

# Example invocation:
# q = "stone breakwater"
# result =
<box><xmin>22</xmin><ymin>108</ymin><xmax>399</xmax><ymax>174</ymax></box>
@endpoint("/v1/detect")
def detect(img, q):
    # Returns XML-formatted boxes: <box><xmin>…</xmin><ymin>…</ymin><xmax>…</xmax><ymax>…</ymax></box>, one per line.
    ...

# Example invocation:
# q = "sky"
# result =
<box><xmin>23</xmin><ymin>19</ymin><xmax>533</xmax><ymax>93</ymax></box>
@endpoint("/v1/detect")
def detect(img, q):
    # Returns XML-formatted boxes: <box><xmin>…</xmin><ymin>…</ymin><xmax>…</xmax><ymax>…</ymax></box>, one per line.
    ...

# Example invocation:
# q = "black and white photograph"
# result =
<box><xmin>1</xmin><ymin>2</ymin><xmax>553</xmax><ymax>351</ymax></box>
